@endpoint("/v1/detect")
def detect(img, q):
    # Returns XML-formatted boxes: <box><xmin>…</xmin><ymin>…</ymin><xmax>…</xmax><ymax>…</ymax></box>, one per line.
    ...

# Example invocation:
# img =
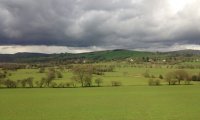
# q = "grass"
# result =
<box><xmin>1</xmin><ymin>85</ymin><xmax>200</xmax><ymax>120</ymax></box>
<box><xmin>1</xmin><ymin>61</ymin><xmax>200</xmax><ymax>119</ymax></box>
<box><xmin>5</xmin><ymin>64</ymin><xmax>200</xmax><ymax>86</ymax></box>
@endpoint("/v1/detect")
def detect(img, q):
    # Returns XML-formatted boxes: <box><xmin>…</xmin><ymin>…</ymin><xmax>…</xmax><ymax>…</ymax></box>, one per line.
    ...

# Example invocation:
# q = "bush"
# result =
<box><xmin>0</xmin><ymin>72</ymin><xmax>6</xmax><ymax>79</ymax></box>
<box><xmin>39</xmin><ymin>67</ymin><xmax>45</xmax><ymax>73</ymax></box>
<box><xmin>170</xmin><ymin>79</ymin><xmax>178</xmax><ymax>85</ymax></box>
<box><xmin>50</xmin><ymin>82</ymin><xmax>57</xmax><ymax>88</ymax></box>
<box><xmin>151</xmin><ymin>75</ymin><xmax>156</xmax><ymax>78</ymax></box>
<box><xmin>191</xmin><ymin>75</ymin><xmax>198</xmax><ymax>81</ymax></box>
<box><xmin>84</xmin><ymin>75</ymin><xmax>93</xmax><ymax>87</ymax></box>
<box><xmin>148</xmin><ymin>79</ymin><xmax>160</xmax><ymax>86</ymax></box>
<box><xmin>65</xmin><ymin>82</ymin><xmax>72</xmax><ymax>88</ymax></box>
<box><xmin>191</xmin><ymin>74</ymin><xmax>200</xmax><ymax>81</ymax></box>
<box><xmin>184</xmin><ymin>79</ymin><xmax>192</xmax><ymax>85</ymax></box>
<box><xmin>4</xmin><ymin>79</ymin><xmax>17</xmax><ymax>88</ymax></box>
<box><xmin>0</xmin><ymin>78</ymin><xmax>5</xmax><ymax>88</ymax></box>
<box><xmin>95</xmin><ymin>78</ymin><xmax>103</xmax><ymax>87</ymax></box>
<box><xmin>111</xmin><ymin>81</ymin><xmax>122</xmax><ymax>86</ymax></box>
<box><xmin>58</xmin><ymin>83</ymin><xmax>65</xmax><ymax>88</ymax></box>
<box><xmin>143</xmin><ymin>70</ymin><xmax>150</xmax><ymax>78</ymax></box>
<box><xmin>159</xmin><ymin>74</ymin><xmax>163</xmax><ymax>79</ymax></box>
<box><xmin>35</xmin><ymin>78</ymin><xmax>46</xmax><ymax>88</ymax></box>
<box><xmin>57</xmin><ymin>71</ymin><xmax>63</xmax><ymax>78</ymax></box>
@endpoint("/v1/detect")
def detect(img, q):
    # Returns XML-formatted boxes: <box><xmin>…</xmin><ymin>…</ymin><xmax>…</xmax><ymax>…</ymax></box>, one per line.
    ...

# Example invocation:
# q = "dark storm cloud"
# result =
<box><xmin>0</xmin><ymin>0</ymin><xmax>199</xmax><ymax>50</ymax></box>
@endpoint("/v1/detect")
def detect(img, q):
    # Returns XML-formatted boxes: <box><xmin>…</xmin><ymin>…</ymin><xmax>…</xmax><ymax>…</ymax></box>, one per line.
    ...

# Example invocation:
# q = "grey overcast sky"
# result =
<box><xmin>0</xmin><ymin>0</ymin><xmax>199</xmax><ymax>53</ymax></box>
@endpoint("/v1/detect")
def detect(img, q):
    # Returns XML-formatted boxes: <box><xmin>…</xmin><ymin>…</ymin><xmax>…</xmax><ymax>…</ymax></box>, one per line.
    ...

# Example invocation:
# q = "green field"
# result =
<box><xmin>1</xmin><ymin>85</ymin><xmax>200</xmax><ymax>120</ymax></box>
<box><xmin>1</xmin><ymin>61</ymin><xmax>200</xmax><ymax>120</ymax></box>
<box><xmin>6</xmin><ymin>64</ymin><xmax>200</xmax><ymax>86</ymax></box>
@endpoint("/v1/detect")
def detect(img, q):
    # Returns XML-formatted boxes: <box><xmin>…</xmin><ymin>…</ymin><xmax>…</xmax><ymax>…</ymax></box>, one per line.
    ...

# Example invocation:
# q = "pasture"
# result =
<box><xmin>0</xmin><ymin>61</ymin><xmax>200</xmax><ymax>120</ymax></box>
<box><xmin>5</xmin><ymin>63</ymin><xmax>200</xmax><ymax>86</ymax></box>
<box><xmin>1</xmin><ymin>86</ymin><xmax>200</xmax><ymax>120</ymax></box>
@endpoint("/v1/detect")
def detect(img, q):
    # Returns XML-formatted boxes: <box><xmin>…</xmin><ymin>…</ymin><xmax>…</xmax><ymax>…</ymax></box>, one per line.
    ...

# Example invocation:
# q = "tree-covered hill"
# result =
<box><xmin>0</xmin><ymin>49</ymin><xmax>199</xmax><ymax>63</ymax></box>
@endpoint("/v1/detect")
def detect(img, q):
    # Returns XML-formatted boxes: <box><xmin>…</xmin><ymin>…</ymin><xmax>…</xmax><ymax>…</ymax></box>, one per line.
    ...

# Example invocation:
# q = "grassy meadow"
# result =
<box><xmin>1</xmin><ymin>86</ymin><xmax>200</xmax><ymax>120</ymax></box>
<box><xmin>5</xmin><ymin>62</ymin><xmax>200</xmax><ymax>86</ymax></box>
<box><xmin>0</xmin><ymin>61</ymin><xmax>200</xmax><ymax>120</ymax></box>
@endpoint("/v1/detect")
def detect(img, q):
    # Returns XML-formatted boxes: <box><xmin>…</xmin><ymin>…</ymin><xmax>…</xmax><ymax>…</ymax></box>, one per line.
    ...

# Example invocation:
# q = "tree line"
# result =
<box><xmin>148</xmin><ymin>70</ymin><xmax>200</xmax><ymax>86</ymax></box>
<box><xmin>0</xmin><ymin>65</ymin><xmax>119</xmax><ymax>88</ymax></box>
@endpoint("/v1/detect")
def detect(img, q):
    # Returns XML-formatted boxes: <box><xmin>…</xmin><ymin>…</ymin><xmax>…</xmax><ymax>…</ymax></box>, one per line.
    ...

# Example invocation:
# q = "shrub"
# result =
<box><xmin>58</xmin><ymin>83</ymin><xmax>65</xmax><ymax>88</ymax></box>
<box><xmin>155</xmin><ymin>79</ymin><xmax>160</xmax><ymax>85</ymax></box>
<box><xmin>39</xmin><ymin>67</ymin><xmax>45</xmax><ymax>73</ymax></box>
<box><xmin>50</xmin><ymin>82</ymin><xmax>57</xmax><ymax>88</ymax></box>
<box><xmin>0</xmin><ymin>72</ymin><xmax>6</xmax><ymax>79</ymax></box>
<box><xmin>111</xmin><ymin>81</ymin><xmax>122</xmax><ymax>86</ymax></box>
<box><xmin>170</xmin><ymin>79</ymin><xmax>178</xmax><ymax>85</ymax></box>
<box><xmin>143</xmin><ymin>70</ymin><xmax>150</xmax><ymax>78</ymax></box>
<box><xmin>148</xmin><ymin>79</ymin><xmax>160</xmax><ymax>86</ymax></box>
<box><xmin>35</xmin><ymin>78</ymin><xmax>46</xmax><ymax>88</ymax></box>
<box><xmin>57</xmin><ymin>71</ymin><xmax>63</xmax><ymax>78</ymax></box>
<box><xmin>95</xmin><ymin>78</ymin><xmax>103</xmax><ymax>87</ymax></box>
<box><xmin>191</xmin><ymin>75</ymin><xmax>198</xmax><ymax>81</ymax></box>
<box><xmin>84</xmin><ymin>74</ymin><xmax>93</xmax><ymax>87</ymax></box>
<box><xmin>159</xmin><ymin>74</ymin><xmax>163</xmax><ymax>79</ymax></box>
<box><xmin>26</xmin><ymin>77</ymin><xmax>34</xmax><ymax>88</ymax></box>
<box><xmin>4</xmin><ymin>79</ymin><xmax>17</xmax><ymax>88</ymax></box>
<box><xmin>0</xmin><ymin>78</ymin><xmax>5</xmax><ymax>88</ymax></box>
<box><xmin>184</xmin><ymin>79</ymin><xmax>192</xmax><ymax>85</ymax></box>
<box><xmin>151</xmin><ymin>75</ymin><xmax>156</xmax><ymax>78</ymax></box>
<box><xmin>65</xmin><ymin>82</ymin><xmax>72</xmax><ymax>88</ymax></box>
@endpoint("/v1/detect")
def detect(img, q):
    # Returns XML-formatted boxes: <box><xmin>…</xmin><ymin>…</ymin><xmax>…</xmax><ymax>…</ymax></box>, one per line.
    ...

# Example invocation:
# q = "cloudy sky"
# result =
<box><xmin>0</xmin><ymin>0</ymin><xmax>200</xmax><ymax>53</ymax></box>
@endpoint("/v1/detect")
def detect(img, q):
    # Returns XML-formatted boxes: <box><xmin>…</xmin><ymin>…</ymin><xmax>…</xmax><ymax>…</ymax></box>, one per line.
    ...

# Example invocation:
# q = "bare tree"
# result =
<box><xmin>165</xmin><ymin>71</ymin><xmax>189</xmax><ymax>85</ymax></box>
<box><xmin>44</xmin><ymin>70</ymin><xmax>56</xmax><ymax>87</ymax></box>
<box><xmin>71</xmin><ymin>65</ymin><xmax>93</xmax><ymax>87</ymax></box>
<box><xmin>165</xmin><ymin>72</ymin><xmax>176</xmax><ymax>85</ymax></box>
<box><xmin>174</xmin><ymin>70</ymin><xmax>189</xmax><ymax>85</ymax></box>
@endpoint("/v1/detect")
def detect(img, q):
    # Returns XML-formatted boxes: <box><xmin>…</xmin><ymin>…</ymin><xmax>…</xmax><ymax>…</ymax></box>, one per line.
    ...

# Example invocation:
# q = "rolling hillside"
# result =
<box><xmin>0</xmin><ymin>49</ymin><xmax>199</xmax><ymax>63</ymax></box>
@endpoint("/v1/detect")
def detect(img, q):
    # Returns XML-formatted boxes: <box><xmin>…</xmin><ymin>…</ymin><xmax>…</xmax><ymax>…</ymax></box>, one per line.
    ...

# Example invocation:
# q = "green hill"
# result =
<box><xmin>0</xmin><ymin>49</ymin><xmax>199</xmax><ymax>63</ymax></box>
<box><xmin>76</xmin><ymin>49</ymin><xmax>153</xmax><ymax>60</ymax></box>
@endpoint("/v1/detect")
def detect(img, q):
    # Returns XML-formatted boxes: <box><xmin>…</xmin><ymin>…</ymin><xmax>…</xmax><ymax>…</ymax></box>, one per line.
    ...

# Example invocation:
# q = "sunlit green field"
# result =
<box><xmin>1</xmin><ymin>62</ymin><xmax>200</xmax><ymax>120</ymax></box>
<box><xmin>6</xmin><ymin>64</ymin><xmax>200</xmax><ymax>86</ymax></box>
<box><xmin>1</xmin><ymin>86</ymin><xmax>200</xmax><ymax>120</ymax></box>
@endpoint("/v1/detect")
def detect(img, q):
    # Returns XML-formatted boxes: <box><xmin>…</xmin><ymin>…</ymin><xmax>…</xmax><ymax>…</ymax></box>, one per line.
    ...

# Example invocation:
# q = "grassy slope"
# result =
<box><xmin>0</xmin><ymin>50</ymin><xmax>154</xmax><ymax>62</ymax></box>
<box><xmin>1</xmin><ymin>86</ymin><xmax>200</xmax><ymax>120</ymax></box>
<box><xmin>1</xmin><ymin>49</ymin><xmax>199</xmax><ymax>62</ymax></box>
<box><xmin>77</xmin><ymin>50</ymin><xmax>153</xmax><ymax>60</ymax></box>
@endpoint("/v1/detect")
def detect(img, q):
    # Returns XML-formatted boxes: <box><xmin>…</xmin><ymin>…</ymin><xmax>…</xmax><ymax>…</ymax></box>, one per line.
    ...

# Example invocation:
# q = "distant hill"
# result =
<box><xmin>0</xmin><ymin>49</ymin><xmax>199</xmax><ymax>63</ymax></box>
<box><xmin>0</xmin><ymin>53</ymin><xmax>51</xmax><ymax>62</ymax></box>
<box><xmin>163</xmin><ymin>49</ymin><xmax>200</xmax><ymax>57</ymax></box>
<box><xmin>67</xmin><ymin>49</ymin><xmax>154</xmax><ymax>60</ymax></box>
<box><xmin>167</xmin><ymin>49</ymin><xmax>200</xmax><ymax>55</ymax></box>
